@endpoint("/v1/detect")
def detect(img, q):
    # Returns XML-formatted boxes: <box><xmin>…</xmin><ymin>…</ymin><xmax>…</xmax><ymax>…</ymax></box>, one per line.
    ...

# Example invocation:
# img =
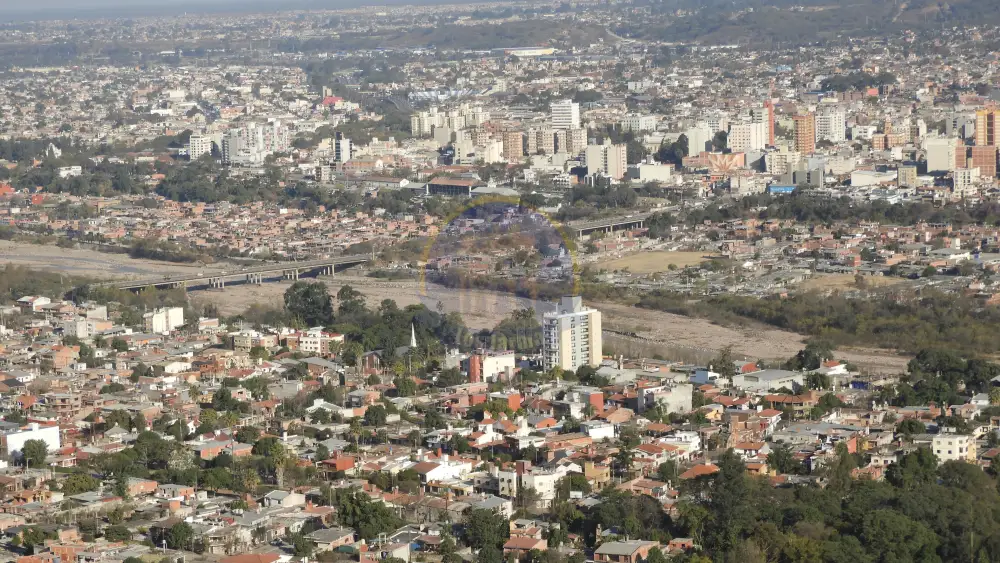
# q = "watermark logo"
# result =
<box><xmin>417</xmin><ymin>195</ymin><xmax>580</xmax><ymax>327</ymax></box>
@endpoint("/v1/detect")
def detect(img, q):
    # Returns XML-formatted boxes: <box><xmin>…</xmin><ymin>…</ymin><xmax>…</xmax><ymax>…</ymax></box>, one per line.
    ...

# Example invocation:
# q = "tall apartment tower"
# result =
<box><xmin>502</xmin><ymin>131</ymin><xmax>525</xmax><ymax>162</ymax></box>
<box><xmin>334</xmin><ymin>132</ymin><xmax>353</xmax><ymax>163</ymax></box>
<box><xmin>188</xmin><ymin>134</ymin><xmax>214</xmax><ymax>160</ymax></box>
<box><xmin>815</xmin><ymin>106</ymin><xmax>847</xmax><ymax>143</ymax></box>
<box><xmin>793</xmin><ymin>113</ymin><xmax>816</xmax><ymax>154</ymax></box>
<box><xmin>585</xmin><ymin>142</ymin><xmax>627</xmax><ymax>180</ymax></box>
<box><xmin>551</xmin><ymin>99</ymin><xmax>580</xmax><ymax>130</ymax></box>
<box><xmin>764</xmin><ymin>101</ymin><xmax>776</xmax><ymax>146</ymax></box>
<box><xmin>542</xmin><ymin>296</ymin><xmax>602</xmax><ymax>372</ymax></box>
<box><xmin>976</xmin><ymin>109</ymin><xmax>1000</xmax><ymax>146</ymax></box>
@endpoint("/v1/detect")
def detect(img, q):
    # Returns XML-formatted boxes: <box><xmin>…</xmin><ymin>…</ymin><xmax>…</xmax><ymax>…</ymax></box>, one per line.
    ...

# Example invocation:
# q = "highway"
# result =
<box><xmin>97</xmin><ymin>254</ymin><xmax>373</xmax><ymax>291</ymax></box>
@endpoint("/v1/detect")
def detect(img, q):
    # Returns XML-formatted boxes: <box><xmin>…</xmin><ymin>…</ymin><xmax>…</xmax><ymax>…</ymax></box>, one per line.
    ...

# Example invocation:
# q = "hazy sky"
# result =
<box><xmin>0</xmin><ymin>0</ymin><xmax>361</xmax><ymax>19</ymax></box>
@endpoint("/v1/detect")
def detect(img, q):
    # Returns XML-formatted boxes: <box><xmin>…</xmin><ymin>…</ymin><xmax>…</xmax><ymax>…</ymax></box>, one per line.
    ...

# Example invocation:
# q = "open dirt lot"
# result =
<box><xmin>199</xmin><ymin>274</ymin><xmax>909</xmax><ymax>373</ymax></box>
<box><xmin>0</xmin><ymin>239</ymin><xmax>909</xmax><ymax>374</ymax></box>
<box><xmin>0</xmin><ymin>241</ymin><xmax>227</xmax><ymax>279</ymax></box>
<box><xmin>800</xmin><ymin>273</ymin><xmax>904</xmax><ymax>291</ymax></box>
<box><xmin>597</xmin><ymin>251</ymin><xmax>712</xmax><ymax>273</ymax></box>
<box><xmin>192</xmin><ymin>274</ymin><xmax>549</xmax><ymax>330</ymax></box>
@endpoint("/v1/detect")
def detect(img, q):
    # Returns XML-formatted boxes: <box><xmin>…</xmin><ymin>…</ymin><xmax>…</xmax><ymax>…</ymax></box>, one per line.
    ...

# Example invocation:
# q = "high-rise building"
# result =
<box><xmin>815</xmin><ymin>106</ymin><xmax>847</xmax><ymax>143</ymax></box>
<box><xmin>585</xmin><ymin>142</ymin><xmax>627</xmax><ymax>180</ymax></box>
<box><xmin>969</xmin><ymin>145</ymin><xmax>998</xmax><ymax>178</ymax></box>
<box><xmin>542</xmin><ymin>296</ymin><xmax>602</xmax><ymax>372</ymax></box>
<box><xmin>705</xmin><ymin>112</ymin><xmax>730</xmax><ymax>135</ymax></box>
<box><xmin>535</xmin><ymin>129</ymin><xmax>555</xmax><ymax>155</ymax></box>
<box><xmin>976</xmin><ymin>109</ymin><xmax>1000</xmax><ymax>146</ymax></box>
<box><xmin>925</xmin><ymin>136</ymin><xmax>962</xmax><ymax>173</ymax></box>
<box><xmin>334</xmin><ymin>132</ymin><xmax>353</xmax><ymax>163</ymax></box>
<box><xmin>187</xmin><ymin>134</ymin><xmax>214</xmax><ymax>160</ymax></box>
<box><xmin>685</xmin><ymin>123</ymin><xmax>714</xmax><ymax>154</ymax></box>
<box><xmin>566</xmin><ymin>128</ymin><xmax>587</xmax><ymax>155</ymax></box>
<box><xmin>792</xmin><ymin>113</ymin><xmax>816</xmax><ymax>154</ymax></box>
<box><xmin>502</xmin><ymin>131</ymin><xmax>524</xmax><ymax>162</ymax></box>
<box><xmin>897</xmin><ymin>165</ymin><xmax>918</xmax><ymax>188</ymax></box>
<box><xmin>764</xmin><ymin>101</ymin><xmax>776</xmax><ymax>147</ymax></box>
<box><xmin>953</xmin><ymin>167</ymin><xmax>981</xmax><ymax>199</ymax></box>
<box><xmin>764</xmin><ymin>148</ymin><xmax>802</xmax><ymax>175</ymax></box>
<box><xmin>728</xmin><ymin>121</ymin><xmax>768</xmax><ymax>152</ymax></box>
<box><xmin>221</xmin><ymin>122</ymin><xmax>289</xmax><ymax>165</ymax></box>
<box><xmin>551</xmin><ymin>99</ymin><xmax>580</xmax><ymax>130</ymax></box>
<box><xmin>621</xmin><ymin>114</ymin><xmax>657</xmax><ymax>132</ymax></box>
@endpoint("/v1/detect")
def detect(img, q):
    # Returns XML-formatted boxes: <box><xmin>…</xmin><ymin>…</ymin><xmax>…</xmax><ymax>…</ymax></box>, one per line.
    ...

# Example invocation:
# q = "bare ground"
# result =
<box><xmin>198</xmin><ymin>273</ymin><xmax>910</xmax><ymax>374</ymax></box>
<box><xmin>0</xmin><ymin>241</ymin><xmax>228</xmax><ymax>279</ymax></box>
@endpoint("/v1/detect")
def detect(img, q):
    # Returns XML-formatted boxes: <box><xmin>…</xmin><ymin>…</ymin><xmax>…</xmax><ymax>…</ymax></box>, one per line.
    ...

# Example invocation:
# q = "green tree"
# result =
<box><xmin>394</xmin><ymin>376</ymin><xmax>417</xmax><ymax>397</ymax></box>
<box><xmin>766</xmin><ymin>443</ymin><xmax>802</xmax><ymax>475</ymax></box>
<box><xmin>364</xmin><ymin>405</ymin><xmax>388</xmax><ymax>426</ymax></box>
<box><xmin>104</xmin><ymin>525</ymin><xmax>132</xmax><ymax>542</ymax></box>
<box><xmin>166</xmin><ymin>521</ymin><xmax>194</xmax><ymax>550</ymax></box>
<box><xmin>22</xmin><ymin>439</ymin><xmax>47</xmax><ymax>468</ymax></box>
<box><xmin>465</xmin><ymin>508</ymin><xmax>509</xmax><ymax>550</ymax></box>
<box><xmin>860</xmin><ymin>510</ymin><xmax>939</xmax><ymax>562</ymax></box>
<box><xmin>235</xmin><ymin>426</ymin><xmax>261</xmax><ymax>444</ymax></box>
<box><xmin>895</xmin><ymin>418</ymin><xmax>926</xmax><ymax>439</ymax></box>
<box><xmin>704</xmin><ymin>450</ymin><xmax>752</xmax><ymax>553</ymax></box>
<box><xmin>62</xmin><ymin>472</ymin><xmax>100</xmax><ymax>495</ymax></box>
<box><xmin>710</xmin><ymin>346</ymin><xmax>736</xmax><ymax>379</ymax></box>
<box><xmin>284</xmin><ymin>281</ymin><xmax>334</xmax><ymax>326</ymax></box>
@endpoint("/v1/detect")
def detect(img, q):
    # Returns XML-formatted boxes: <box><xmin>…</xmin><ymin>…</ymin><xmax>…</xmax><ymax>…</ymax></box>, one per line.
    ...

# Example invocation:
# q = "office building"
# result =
<box><xmin>551</xmin><ymin>99</ymin><xmax>580</xmax><ymax>130</ymax></box>
<box><xmin>815</xmin><ymin>106</ymin><xmax>847</xmax><ymax>143</ymax></box>
<box><xmin>334</xmin><ymin>132</ymin><xmax>353</xmax><ymax>163</ymax></box>
<box><xmin>976</xmin><ymin>109</ymin><xmax>1000</xmax><ymax>146</ymax></box>
<box><xmin>792</xmin><ymin>113</ymin><xmax>816</xmax><ymax>154</ymax></box>
<box><xmin>543</xmin><ymin>296</ymin><xmax>602</xmax><ymax>372</ymax></box>
<box><xmin>585</xmin><ymin>142</ymin><xmax>627</xmax><ymax>180</ymax></box>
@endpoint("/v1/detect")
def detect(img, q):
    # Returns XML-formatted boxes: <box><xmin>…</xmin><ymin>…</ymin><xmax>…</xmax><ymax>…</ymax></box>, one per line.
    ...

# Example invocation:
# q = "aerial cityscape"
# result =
<box><xmin>2</xmin><ymin>0</ymin><xmax>1000</xmax><ymax>562</ymax></box>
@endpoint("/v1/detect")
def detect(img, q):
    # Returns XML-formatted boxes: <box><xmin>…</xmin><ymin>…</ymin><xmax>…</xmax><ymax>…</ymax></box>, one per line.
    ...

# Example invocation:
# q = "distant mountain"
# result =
<box><xmin>618</xmin><ymin>0</ymin><xmax>1000</xmax><ymax>45</ymax></box>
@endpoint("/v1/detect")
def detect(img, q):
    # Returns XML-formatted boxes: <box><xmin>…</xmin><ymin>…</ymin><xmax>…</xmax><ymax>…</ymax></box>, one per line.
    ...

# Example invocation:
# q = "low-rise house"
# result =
<box><xmin>308</xmin><ymin>527</ymin><xmax>355</xmax><ymax>552</ymax></box>
<box><xmin>594</xmin><ymin>540</ymin><xmax>660</xmax><ymax>563</ymax></box>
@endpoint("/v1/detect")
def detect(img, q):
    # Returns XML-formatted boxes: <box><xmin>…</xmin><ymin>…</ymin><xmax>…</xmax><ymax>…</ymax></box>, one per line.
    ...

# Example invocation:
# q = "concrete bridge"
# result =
<box><xmin>97</xmin><ymin>253</ymin><xmax>374</xmax><ymax>292</ymax></box>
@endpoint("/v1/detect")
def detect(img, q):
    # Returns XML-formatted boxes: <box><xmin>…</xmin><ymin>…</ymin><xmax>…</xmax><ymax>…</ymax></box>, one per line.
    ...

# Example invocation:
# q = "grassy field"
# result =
<box><xmin>800</xmin><ymin>273</ymin><xmax>905</xmax><ymax>291</ymax></box>
<box><xmin>598</xmin><ymin>251</ymin><xmax>710</xmax><ymax>273</ymax></box>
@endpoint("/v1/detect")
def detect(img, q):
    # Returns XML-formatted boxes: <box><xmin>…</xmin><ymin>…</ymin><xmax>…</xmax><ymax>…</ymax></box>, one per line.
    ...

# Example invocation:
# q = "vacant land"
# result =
<box><xmin>598</xmin><ymin>251</ymin><xmax>711</xmax><ymax>273</ymax></box>
<box><xmin>800</xmin><ymin>273</ymin><xmax>905</xmax><ymax>291</ymax></box>
<box><xmin>0</xmin><ymin>241</ymin><xmax>227</xmax><ymax>279</ymax></box>
<box><xmin>199</xmin><ymin>274</ymin><xmax>909</xmax><ymax>373</ymax></box>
